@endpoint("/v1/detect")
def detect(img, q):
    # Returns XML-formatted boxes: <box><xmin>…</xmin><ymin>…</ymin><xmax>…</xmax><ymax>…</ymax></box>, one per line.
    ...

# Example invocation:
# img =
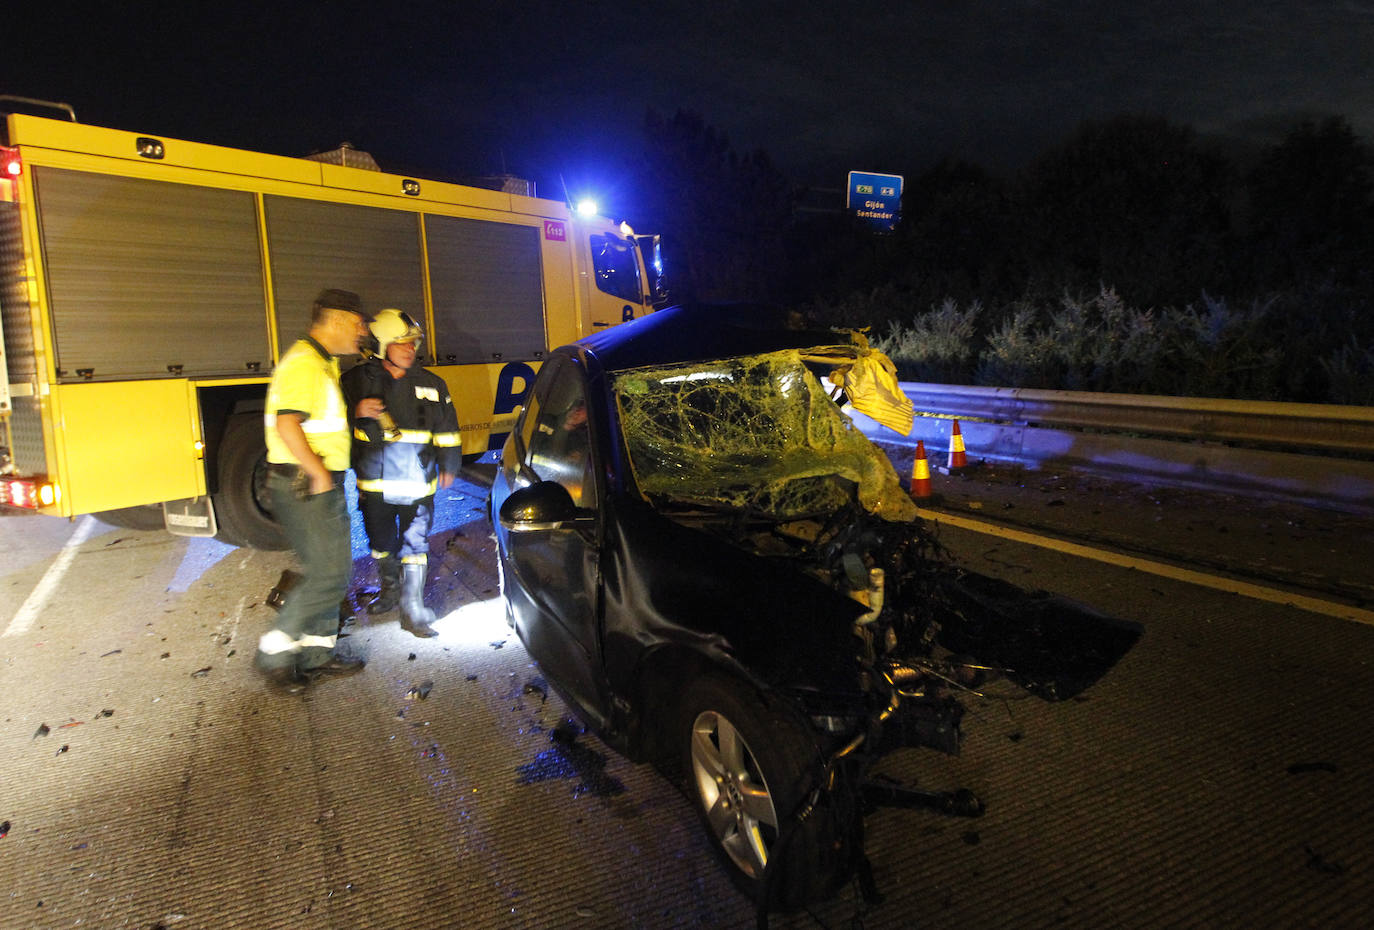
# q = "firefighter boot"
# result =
<box><xmin>368</xmin><ymin>556</ymin><xmax>401</xmax><ymax>615</ymax></box>
<box><xmin>399</xmin><ymin>562</ymin><xmax>439</xmax><ymax>638</ymax></box>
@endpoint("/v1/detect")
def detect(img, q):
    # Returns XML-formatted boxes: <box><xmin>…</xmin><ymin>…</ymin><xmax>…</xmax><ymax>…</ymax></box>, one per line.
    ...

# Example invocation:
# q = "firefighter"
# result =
<box><xmin>342</xmin><ymin>309</ymin><xmax>462</xmax><ymax>637</ymax></box>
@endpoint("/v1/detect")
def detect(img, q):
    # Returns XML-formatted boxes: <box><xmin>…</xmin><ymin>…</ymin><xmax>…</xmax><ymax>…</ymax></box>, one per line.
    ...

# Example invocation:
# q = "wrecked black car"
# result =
<box><xmin>491</xmin><ymin>303</ymin><xmax>1139</xmax><ymax>912</ymax></box>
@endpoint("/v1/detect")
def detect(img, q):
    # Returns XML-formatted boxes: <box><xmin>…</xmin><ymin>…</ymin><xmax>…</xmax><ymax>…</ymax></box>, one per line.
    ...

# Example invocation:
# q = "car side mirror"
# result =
<box><xmin>499</xmin><ymin>480</ymin><xmax>592</xmax><ymax>532</ymax></box>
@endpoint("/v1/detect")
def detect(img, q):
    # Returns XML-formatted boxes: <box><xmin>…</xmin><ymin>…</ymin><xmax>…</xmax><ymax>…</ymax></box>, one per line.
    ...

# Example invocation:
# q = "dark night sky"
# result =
<box><xmin>8</xmin><ymin>1</ymin><xmax>1374</xmax><ymax>220</ymax></box>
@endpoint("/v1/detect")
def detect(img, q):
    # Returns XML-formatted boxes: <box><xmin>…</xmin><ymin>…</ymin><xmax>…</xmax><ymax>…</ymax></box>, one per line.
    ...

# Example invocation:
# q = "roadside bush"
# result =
<box><xmin>974</xmin><ymin>287</ymin><xmax>1165</xmax><ymax>392</ymax></box>
<box><xmin>872</xmin><ymin>298</ymin><xmax>981</xmax><ymax>383</ymax></box>
<box><xmin>811</xmin><ymin>281</ymin><xmax>1370</xmax><ymax>405</ymax></box>
<box><xmin>974</xmin><ymin>303</ymin><xmax>1056</xmax><ymax>388</ymax></box>
<box><xmin>804</xmin><ymin>283</ymin><xmax>913</xmax><ymax>330</ymax></box>
<box><xmin>1321</xmin><ymin>338</ymin><xmax>1374</xmax><ymax>406</ymax></box>
<box><xmin>1154</xmin><ymin>294</ymin><xmax>1286</xmax><ymax>399</ymax></box>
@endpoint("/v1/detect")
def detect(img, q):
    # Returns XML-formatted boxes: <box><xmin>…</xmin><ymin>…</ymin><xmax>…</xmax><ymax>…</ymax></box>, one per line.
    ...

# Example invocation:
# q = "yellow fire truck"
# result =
<box><xmin>0</xmin><ymin>101</ymin><xmax>664</xmax><ymax>548</ymax></box>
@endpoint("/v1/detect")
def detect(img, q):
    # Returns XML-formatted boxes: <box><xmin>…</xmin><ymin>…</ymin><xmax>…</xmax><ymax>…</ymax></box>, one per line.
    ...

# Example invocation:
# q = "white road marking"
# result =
<box><xmin>3</xmin><ymin>515</ymin><xmax>100</xmax><ymax>638</ymax></box>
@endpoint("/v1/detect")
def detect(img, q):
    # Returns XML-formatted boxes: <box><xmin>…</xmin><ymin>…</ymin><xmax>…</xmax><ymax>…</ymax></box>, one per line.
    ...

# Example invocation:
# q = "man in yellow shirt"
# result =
<box><xmin>255</xmin><ymin>289</ymin><xmax>371</xmax><ymax>694</ymax></box>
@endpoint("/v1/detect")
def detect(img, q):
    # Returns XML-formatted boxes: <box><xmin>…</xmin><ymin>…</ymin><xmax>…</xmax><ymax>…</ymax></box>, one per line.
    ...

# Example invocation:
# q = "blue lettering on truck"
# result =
<box><xmin>488</xmin><ymin>361</ymin><xmax>538</xmax><ymax>450</ymax></box>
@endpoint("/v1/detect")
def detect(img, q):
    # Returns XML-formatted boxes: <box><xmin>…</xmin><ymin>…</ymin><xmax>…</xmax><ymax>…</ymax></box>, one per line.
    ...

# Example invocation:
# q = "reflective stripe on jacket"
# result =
<box><xmin>341</xmin><ymin>359</ymin><xmax>462</xmax><ymax>504</ymax></box>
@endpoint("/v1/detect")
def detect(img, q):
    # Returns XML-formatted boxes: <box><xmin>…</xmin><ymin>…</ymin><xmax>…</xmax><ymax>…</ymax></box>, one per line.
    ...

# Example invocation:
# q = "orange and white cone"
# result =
<box><xmin>910</xmin><ymin>440</ymin><xmax>932</xmax><ymax>499</ymax></box>
<box><xmin>947</xmin><ymin>419</ymin><xmax>968</xmax><ymax>473</ymax></box>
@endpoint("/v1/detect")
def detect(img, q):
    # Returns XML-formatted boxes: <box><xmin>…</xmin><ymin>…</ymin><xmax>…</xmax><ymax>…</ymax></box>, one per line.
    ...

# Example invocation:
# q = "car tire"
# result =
<box><xmin>679</xmin><ymin>676</ymin><xmax>849</xmax><ymax>911</ymax></box>
<box><xmin>94</xmin><ymin>504</ymin><xmax>166</xmax><ymax>531</ymax></box>
<box><xmin>212</xmin><ymin>413</ymin><xmax>288</xmax><ymax>550</ymax></box>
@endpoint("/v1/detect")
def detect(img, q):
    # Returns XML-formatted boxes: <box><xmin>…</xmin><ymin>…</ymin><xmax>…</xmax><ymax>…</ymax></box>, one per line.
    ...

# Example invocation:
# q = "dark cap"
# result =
<box><xmin>312</xmin><ymin>288</ymin><xmax>364</xmax><ymax>317</ymax></box>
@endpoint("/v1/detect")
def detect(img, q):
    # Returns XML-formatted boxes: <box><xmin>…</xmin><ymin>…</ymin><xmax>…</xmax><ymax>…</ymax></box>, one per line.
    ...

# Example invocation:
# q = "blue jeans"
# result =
<box><xmin>254</xmin><ymin>471</ymin><xmax>352</xmax><ymax>672</ymax></box>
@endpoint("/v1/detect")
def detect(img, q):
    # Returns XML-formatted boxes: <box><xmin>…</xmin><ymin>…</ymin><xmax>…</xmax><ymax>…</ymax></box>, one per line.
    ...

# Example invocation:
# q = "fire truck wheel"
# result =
<box><xmin>213</xmin><ymin>413</ymin><xmax>288</xmax><ymax>550</ymax></box>
<box><xmin>94</xmin><ymin>504</ymin><xmax>166</xmax><ymax>531</ymax></box>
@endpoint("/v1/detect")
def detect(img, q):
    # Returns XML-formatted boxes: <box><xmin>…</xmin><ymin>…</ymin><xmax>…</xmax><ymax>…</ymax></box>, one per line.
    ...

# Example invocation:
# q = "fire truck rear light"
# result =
<box><xmin>2</xmin><ymin>478</ymin><xmax>57</xmax><ymax>509</ymax></box>
<box><xmin>4</xmin><ymin>159</ymin><xmax>20</xmax><ymax>177</ymax></box>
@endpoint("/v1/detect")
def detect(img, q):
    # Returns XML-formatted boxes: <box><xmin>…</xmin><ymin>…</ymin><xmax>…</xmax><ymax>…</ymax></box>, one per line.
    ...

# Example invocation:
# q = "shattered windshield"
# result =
<box><xmin>613</xmin><ymin>350</ymin><xmax>918</xmax><ymax>522</ymax></box>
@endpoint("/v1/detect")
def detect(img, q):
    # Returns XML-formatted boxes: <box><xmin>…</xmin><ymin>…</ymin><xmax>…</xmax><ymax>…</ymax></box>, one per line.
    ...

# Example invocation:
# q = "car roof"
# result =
<box><xmin>570</xmin><ymin>302</ymin><xmax>855</xmax><ymax>374</ymax></box>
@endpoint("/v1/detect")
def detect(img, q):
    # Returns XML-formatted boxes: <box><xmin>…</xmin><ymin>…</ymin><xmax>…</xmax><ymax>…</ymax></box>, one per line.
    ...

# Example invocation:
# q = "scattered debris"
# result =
<box><xmin>1287</xmin><ymin>762</ymin><xmax>1338</xmax><ymax>775</ymax></box>
<box><xmin>33</xmin><ymin>724</ymin><xmax>49</xmax><ymax>739</ymax></box>
<box><xmin>55</xmin><ymin>745</ymin><xmax>68</xmax><ymax>756</ymax></box>
<box><xmin>522</xmin><ymin>682</ymin><xmax>547</xmax><ymax>703</ymax></box>
<box><xmin>160</xmin><ymin>652</ymin><xmax>171</xmax><ymax>659</ymax></box>
<box><xmin>0</xmin><ymin>820</ymin><xmax>9</xmax><ymax>838</ymax></box>
<box><xmin>267</xmin><ymin>570</ymin><xmax>302</xmax><ymax>610</ymax></box>
<box><xmin>58</xmin><ymin>719</ymin><xmax>83</xmax><ymax>729</ymax></box>
<box><xmin>490</xmin><ymin>640</ymin><xmax>505</xmax><ymax>650</ymax></box>
<box><xmin>550</xmin><ymin>721</ymin><xmax>580</xmax><ymax>745</ymax></box>
<box><xmin>408</xmin><ymin>653</ymin><xmax>416</xmax><ymax>661</ymax></box>
<box><xmin>99</xmin><ymin>649</ymin><xmax>122</xmax><ymax>658</ymax></box>
<box><xmin>405</xmin><ymin>680</ymin><xmax>434</xmax><ymax>701</ymax></box>
<box><xmin>465</xmin><ymin>674</ymin><xmax>478</xmax><ymax>682</ymax></box>
<box><xmin>190</xmin><ymin>667</ymin><xmax>212</xmax><ymax>678</ymax></box>
<box><xmin>95</xmin><ymin>709</ymin><xmax>114</xmax><ymax>718</ymax></box>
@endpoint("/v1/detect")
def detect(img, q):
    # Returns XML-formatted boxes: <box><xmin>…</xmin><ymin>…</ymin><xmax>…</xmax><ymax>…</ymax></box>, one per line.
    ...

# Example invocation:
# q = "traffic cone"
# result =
<box><xmin>910</xmin><ymin>440</ymin><xmax>932</xmax><ymax>499</ymax></box>
<box><xmin>946</xmin><ymin>419</ymin><xmax>968</xmax><ymax>473</ymax></box>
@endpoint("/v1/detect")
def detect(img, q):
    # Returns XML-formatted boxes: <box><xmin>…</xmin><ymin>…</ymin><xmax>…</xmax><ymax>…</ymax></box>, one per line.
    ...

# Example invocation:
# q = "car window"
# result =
<box><xmin>527</xmin><ymin>361</ymin><xmax>597</xmax><ymax>508</ymax></box>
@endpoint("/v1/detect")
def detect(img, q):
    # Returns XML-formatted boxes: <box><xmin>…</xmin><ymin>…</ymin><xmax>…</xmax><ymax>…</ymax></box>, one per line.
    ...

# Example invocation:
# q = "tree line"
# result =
<box><xmin>631</xmin><ymin>110</ymin><xmax>1374</xmax><ymax>405</ymax></box>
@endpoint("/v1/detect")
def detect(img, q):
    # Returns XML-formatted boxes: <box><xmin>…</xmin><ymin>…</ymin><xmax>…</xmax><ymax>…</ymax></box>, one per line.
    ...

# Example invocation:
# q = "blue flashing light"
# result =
<box><xmin>575</xmin><ymin>198</ymin><xmax>598</xmax><ymax>217</ymax></box>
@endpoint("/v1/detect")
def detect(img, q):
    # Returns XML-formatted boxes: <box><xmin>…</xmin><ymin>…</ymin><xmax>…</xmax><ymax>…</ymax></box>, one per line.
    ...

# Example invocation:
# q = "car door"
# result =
<box><xmin>500</xmin><ymin>358</ymin><xmax>608</xmax><ymax>720</ymax></box>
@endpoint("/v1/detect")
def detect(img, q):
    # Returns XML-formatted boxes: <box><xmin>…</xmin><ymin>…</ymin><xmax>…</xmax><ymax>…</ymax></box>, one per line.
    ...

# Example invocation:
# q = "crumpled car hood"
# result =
<box><xmin>603</xmin><ymin>343</ymin><xmax>1140</xmax><ymax>705</ymax></box>
<box><xmin>601</xmin><ymin>497</ymin><xmax>867</xmax><ymax>695</ymax></box>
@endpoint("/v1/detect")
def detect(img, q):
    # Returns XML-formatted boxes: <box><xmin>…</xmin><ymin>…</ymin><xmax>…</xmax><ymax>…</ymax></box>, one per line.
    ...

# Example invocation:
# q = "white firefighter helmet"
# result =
<box><xmin>368</xmin><ymin>308</ymin><xmax>425</xmax><ymax>359</ymax></box>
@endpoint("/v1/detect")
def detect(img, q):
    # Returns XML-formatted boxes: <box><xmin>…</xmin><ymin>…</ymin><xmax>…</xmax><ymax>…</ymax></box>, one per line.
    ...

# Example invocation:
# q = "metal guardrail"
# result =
<box><xmin>853</xmin><ymin>384</ymin><xmax>1374</xmax><ymax>515</ymax></box>
<box><xmin>899</xmin><ymin>383</ymin><xmax>1374</xmax><ymax>455</ymax></box>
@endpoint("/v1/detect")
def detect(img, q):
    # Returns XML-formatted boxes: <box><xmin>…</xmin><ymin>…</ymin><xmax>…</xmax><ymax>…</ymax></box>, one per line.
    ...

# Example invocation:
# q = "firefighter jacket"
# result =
<box><xmin>342</xmin><ymin>359</ymin><xmax>462</xmax><ymax>504</ymax></box>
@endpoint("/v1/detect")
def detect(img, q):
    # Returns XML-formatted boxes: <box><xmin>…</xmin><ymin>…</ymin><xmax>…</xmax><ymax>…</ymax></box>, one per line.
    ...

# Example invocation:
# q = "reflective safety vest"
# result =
<box><xmin>265</xmin><ymin>337</ymin><xmax>351</xmax><ymax>471</ymax></box>
<box><xmin>341</xmin><ymin>359</ymin><xmax>462</xmax><ymax>504</ymax></box>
